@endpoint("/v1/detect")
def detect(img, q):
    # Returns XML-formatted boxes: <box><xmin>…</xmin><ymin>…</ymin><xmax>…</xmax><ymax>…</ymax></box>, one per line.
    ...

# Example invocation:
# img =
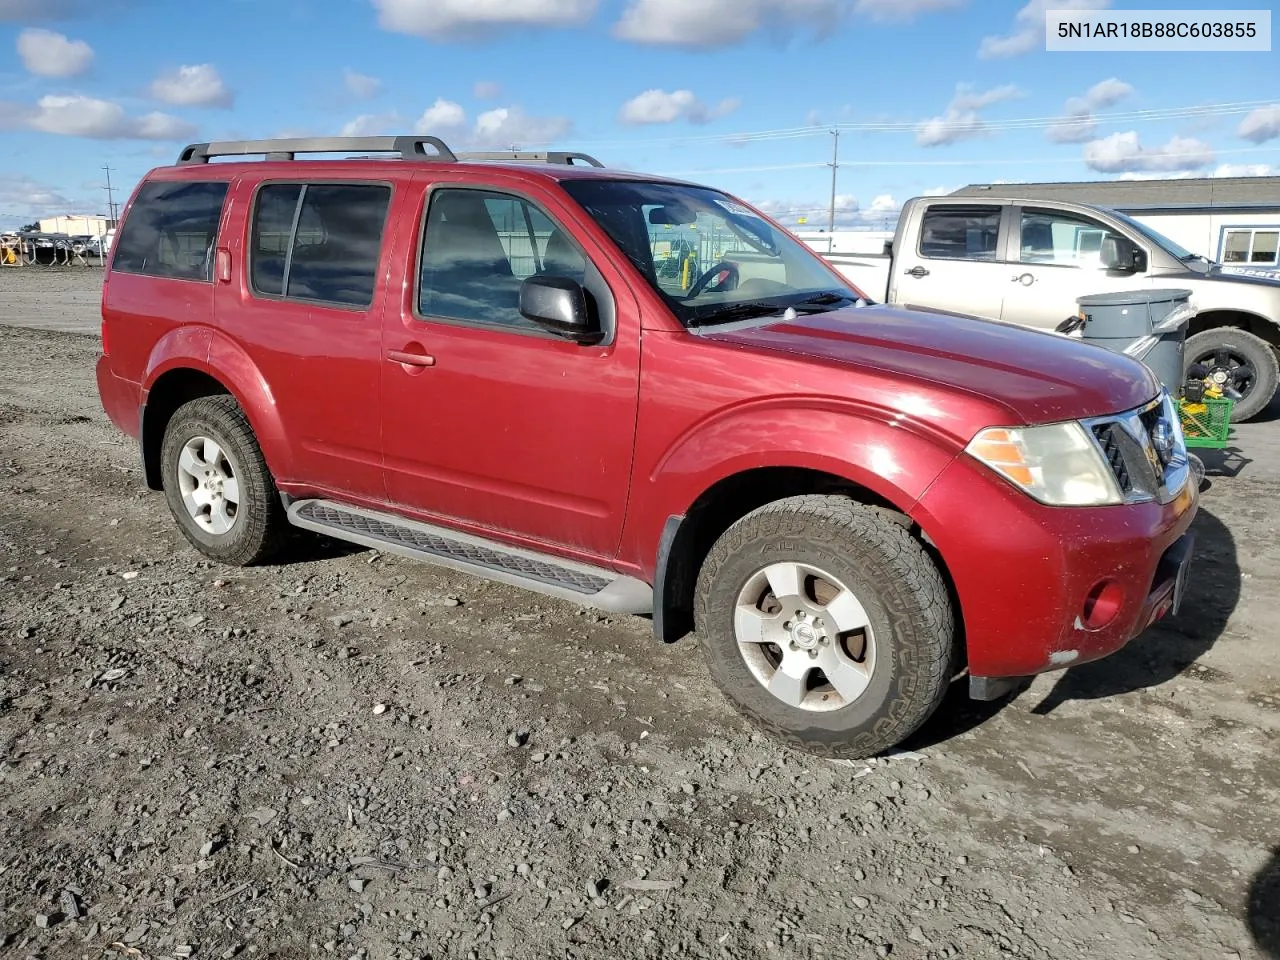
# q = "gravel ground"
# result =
<box><xmin>1</xmin><ymin>269</ymin><xmax>1278</xmax><ymax>960</ymax></box>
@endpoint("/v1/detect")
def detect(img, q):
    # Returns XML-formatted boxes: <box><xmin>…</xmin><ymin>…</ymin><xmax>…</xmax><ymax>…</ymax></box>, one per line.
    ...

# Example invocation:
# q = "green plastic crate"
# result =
<box><xmin>1179</xmin><ymin>397</ymin><xmax>1233</xmax><ymax>448</ymax></box>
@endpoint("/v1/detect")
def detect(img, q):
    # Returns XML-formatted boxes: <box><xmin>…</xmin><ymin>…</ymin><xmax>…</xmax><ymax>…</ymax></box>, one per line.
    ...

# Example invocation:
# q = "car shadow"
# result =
<box><xmin>1251</xmin><ymin>848</ymin><xmax>1280</xmax><ymax>958</ymax></box>
<box><xmin>271</xmin><ymin>528</ymin><xmax>369</xmax><ymax>565</ymax></box>
<box><xmin>905</xmin><ymin>503</ymin><xmax>1240</xmax><ymax>749</ymax></box>
<box><xmin>1195</xmin><ymin>447</ymin><xmax>1253</xmax><ymax>478</ymax></box>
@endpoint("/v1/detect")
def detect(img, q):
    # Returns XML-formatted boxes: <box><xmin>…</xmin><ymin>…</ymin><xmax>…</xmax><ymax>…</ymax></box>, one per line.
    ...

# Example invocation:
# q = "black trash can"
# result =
<box><xmin>1075</xmin><ymin>288</ymin><xmax>1195</xmax><ymax>393</ymax></box>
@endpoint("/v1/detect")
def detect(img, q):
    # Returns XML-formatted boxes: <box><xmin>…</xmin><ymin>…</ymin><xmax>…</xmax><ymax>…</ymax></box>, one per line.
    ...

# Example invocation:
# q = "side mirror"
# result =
<box><xmin>519</xmin><ymin>276</ymin><xmax>602</xmax><ymax>344</ymax></box>
<box><xmin>1101</xmin><ymin>235</ymin><xmax>1145</xmax><ymax>273</ymax></box>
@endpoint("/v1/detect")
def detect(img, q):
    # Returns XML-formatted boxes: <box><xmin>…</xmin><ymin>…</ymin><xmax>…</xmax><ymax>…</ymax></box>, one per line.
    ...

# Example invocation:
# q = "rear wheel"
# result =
<box><xmin>160</xmin><ymin>396</ymin><xmax>287</xmax><ymax>565</ymax></box>
<box><xmin>694</xmin><ymin>495</ymin><xmax>955</xmax><ymax>759</ymax></box>
<box><xmin>1184</xmin><ymin>328</ymin><xmax>1279</xmax><ymax>422</ymax></box>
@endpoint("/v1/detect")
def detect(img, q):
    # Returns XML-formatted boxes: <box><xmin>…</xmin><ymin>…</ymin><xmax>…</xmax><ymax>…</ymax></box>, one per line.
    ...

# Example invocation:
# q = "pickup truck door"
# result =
<box><xmin>378</xmin><ymin>177</ymin><xmax>642</xmax><ymax>560</ymax></box>
<box><xmin>890</xmin><ymin>203</ymin><xmax>1009</xmax><ymax>320</ymax></box>
<box><xmin>1001</xmin><ymin>206</ymin><xmax>1149</xmax><ymax>330</ymax></box>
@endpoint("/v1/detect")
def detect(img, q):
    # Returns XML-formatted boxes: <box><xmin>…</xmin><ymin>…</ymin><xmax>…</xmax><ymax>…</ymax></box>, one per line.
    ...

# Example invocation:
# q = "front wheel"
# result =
<box><xmin>694</xmin><ymin>495</ymin><xmax>955</xmax><ymax>759</ymax></box>
<box><xmin>1184</xmin><ymin>328</ymin><xmax>1279</xmax><ymax>423</ymax></box>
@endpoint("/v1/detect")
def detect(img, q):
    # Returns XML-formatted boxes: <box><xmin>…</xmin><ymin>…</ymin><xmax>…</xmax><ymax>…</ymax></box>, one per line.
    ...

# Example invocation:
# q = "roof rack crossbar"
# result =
<box><xmin>454</xmin><ymin>151</ymin><xmax>605</xmax><ymax>167</ymax></box>
<box><xmin>176</xmin><ymin>136</ymin><xmax>457</xmax><ymax>165</ymax></box>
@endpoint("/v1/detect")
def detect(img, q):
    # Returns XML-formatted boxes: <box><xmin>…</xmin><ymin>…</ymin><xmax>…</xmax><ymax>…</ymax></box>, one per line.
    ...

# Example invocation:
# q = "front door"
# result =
<box><xmin>1001</xmin><ymin>206</ymin><xmax>1148</xmax><ymax>330</ymax></box>
<box><xmin>379</xmin><ymin>181</ymin><xmax>642</xmax><ymax>560</ymax></box>
<box><xmin>891</xmin><ymin>203</ymin><xmax>1009</xmax><ymax>320</ymax></box>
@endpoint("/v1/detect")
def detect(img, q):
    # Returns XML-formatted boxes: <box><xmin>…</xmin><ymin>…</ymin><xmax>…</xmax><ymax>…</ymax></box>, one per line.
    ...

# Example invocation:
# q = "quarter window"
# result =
<box><xmin>249</xmin><ymin>182</ymin><xmax>391</xmax><ymax>308</ymax></box>
<box><xmin>1019</xmin><ymin>209</ymin><xmax>1124</xmax><ymax>266</ymax></box>
<box><xmin>112</xmin><ymin>180</ymin><xmax>228</xmax><ymax>281</ymax></box>
<box><xmin>418</xmin><ymin>188</ymin><xmax>587</xmax><ymax>329</ymax></box>
<box><xmin>918</xmin><ymin>205</ymin><xmax>1001</xmax><ymax>261</ymax></box>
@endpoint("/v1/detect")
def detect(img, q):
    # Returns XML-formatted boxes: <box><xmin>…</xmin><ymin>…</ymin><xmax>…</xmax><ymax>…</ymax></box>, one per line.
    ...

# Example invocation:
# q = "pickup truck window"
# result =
<box><xmin>1019</xmin><ymin>209</ymin><xmax>1122</xmax><ymax>267</ymax></box>
<box><xmin>561</xmin><ymin>179</ymin><xmax>856</xmax><ymax>326</ymax></box>
<box><xmin>918</xmin><ymin>205</ymin><xmax>1001</xmax><ymax>262</ymax></box>
<box><xmin>418</xmin><ymin>188</ymin><xmax>588</xmax><ymax>330</ymax></box>
<box><xmin>112</xmin><ymin>180</ymin><xmax>228</xmax><ymax>282</ymax></box>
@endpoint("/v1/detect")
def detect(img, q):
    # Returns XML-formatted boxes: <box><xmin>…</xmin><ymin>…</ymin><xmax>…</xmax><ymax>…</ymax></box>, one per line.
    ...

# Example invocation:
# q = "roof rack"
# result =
<box><xmin>176</xmin><ymin>136</ymin><xmax>457</xmax><ymax>165</ymax></box>
<box><xmin>455</xmin><ymin>151</ymin><xmax>604</xmax><ymax>167</ymax></box>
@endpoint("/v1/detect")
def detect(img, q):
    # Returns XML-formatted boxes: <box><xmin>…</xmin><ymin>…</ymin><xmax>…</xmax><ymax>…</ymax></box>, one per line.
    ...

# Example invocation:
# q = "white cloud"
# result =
<box><xmin>852</xmin><ymin>0</ymin><xmax>961</xmax><ymax>21</ymax></box>
<box><xmin>414</xmin><ymin>98</ymin><xmax>467</xmax><ymax>134</ymax></box>
<box><xmin>344</xmin><ymin>69</ymin><xmax>382</xmax><ymax>100</ymax></box>
<box><xmin>0</xmin><ymin>174</ymin><xmax>75</xmax><ymax>225</ymax></box>
<box><xmin>1238</xmin><ymin>105</ymin><xmax>1280</xmax><ymax>144</ymax></box>
<box><xmin>1212</xmin><ymin>163</ymin><xmax>1277</xmax><ymax>178</ymax></box>
<box><xmin>921</xmin><ymin>185</ymin><xmax>954</xmax><ymax>196</ymax></box>
<box><xmin>474</xmin><ymin>80</ymin><xmax>502</xmax><ymax>100</ymax></box>
<box><xmin>614</xmin><ymin>0</ymin><xmax>842</xmax><ymax>47</ymax></box>
<box><xmin>752</xmin><ymin>193</ymin><xmax>899</xmax><ymax>229</ymax></box>
<box><xmin>373</xmin><ymin>0</ymin><xmax>597</xmax><ymax>38</ymax></box>
<box><xmin>980</xmin><ymin>0</ymin><xmax>1109</xmax><ymax>59</ymax></box>
<box><xmin>17</xmin><ymin>94</ymin><xmax>195</xmax><ymax>140</ymax></box>
<box><xmin>1082</xmin><ymin>131</ymin><xmax>1214</xmax><ymax>174</ymax></box>
<box><xmin>473</xmin><ymin>106</ymin><xmax>571</xmax><ymax>147</ymax></box>
<box><xmin>619</xmin><ymin>89</ymin><xmax>739</xmax><ymax>125</ymax></box>
<box><xmin>916</xmin><ymin>83</ymin><xmax>1023</xmax><ymax>147</ymax></box>
<box><xmin>16</xmin><ymin>28</ymin><xmax>93</xmax><ymax>78</ymax></box>
<box><xmin>1045</xmin><ymin>77</ymin><xmax>1133</xmax><ymax>143</ymax></box>
<box><xmin>340</xmin><ymin>111</ymin><xmax>401</xmax><ymax>137</ymax></box>
<box><xmin>150</xmin><ymin>64</ymin><xmax>233</xmax><ymax>109</ymax></box>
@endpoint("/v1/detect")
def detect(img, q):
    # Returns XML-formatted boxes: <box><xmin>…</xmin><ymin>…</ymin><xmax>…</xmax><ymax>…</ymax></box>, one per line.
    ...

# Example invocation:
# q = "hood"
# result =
<box><xmin>1204</xmin><ymin>264</ymin><xmax>1280</xmax><ymax>288</ymax></box>
<box><xmin>704</xmin><ymin>304</ymin><xmax>1159</xmax><ymax>425</ymax></box>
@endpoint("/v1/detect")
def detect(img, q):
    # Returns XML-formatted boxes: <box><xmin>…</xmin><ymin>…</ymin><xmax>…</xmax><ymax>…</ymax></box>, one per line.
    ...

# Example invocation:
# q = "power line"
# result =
<box><xmin>572</xmin><ymin>98</ymin><xmax>1276</xmax><ymax>149</ymax></box>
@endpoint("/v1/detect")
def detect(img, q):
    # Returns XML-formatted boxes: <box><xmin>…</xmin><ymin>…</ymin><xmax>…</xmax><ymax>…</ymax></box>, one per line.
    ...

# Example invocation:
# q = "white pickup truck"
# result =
<box><xmin>822</xmin><ymin>196</ymin><xmax>1280</xmax><ymax>421</ymax></box>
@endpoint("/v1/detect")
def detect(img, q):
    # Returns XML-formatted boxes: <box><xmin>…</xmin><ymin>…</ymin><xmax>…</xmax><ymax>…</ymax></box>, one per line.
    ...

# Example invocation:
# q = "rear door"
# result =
<box><xmin>1001</xmin><ymin>205</ymin><xmax>1149</xmax><ymax>330</ymax></box>
<box><xmin>890</xmin><ymin>203</ymin><xmax>1010</xmax><ymax>320</ymax></box>
<box><xmin>215</xmin><ymin>177</ymin><xmax>398</xmax><ymax>500</ymax></box>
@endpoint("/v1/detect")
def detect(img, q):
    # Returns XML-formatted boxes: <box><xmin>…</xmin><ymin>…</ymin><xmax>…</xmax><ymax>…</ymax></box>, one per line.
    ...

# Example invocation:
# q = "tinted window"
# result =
<box><xmin>112</xmin><ymin>180</ymin><xmax>228</xmax><ymax>281</ymax></box>
<box><xmin>250</xmin><ymin>184</ymin><xmax>302</xmax><ymax>296</ymax></box>
<box><xmin>1019</xmin><ymin>209</ymin><xmax>1123</xmax><ymax>266</ymax></box>
<box><xmin>918</xmin><ymin>205</ymin><xmax>1001</xmax><ymax>261</ymax></box>
<box><xmin>418</xmin><ymin>189</ymin><xmax>587</xmax><ymax>329</ymax></box>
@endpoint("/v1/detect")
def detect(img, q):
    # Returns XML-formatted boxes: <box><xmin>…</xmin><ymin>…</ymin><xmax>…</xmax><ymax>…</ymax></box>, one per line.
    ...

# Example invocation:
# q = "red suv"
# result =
<box><xmin>95</xmin><ymin>136</ymin><xmax>1198</xmax><ymax>758</ymax></box>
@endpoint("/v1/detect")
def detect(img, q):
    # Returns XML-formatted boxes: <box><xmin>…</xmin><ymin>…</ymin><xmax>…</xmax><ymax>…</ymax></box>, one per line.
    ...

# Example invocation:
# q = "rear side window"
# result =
<box><xmin>112</xmin><ymin>180</ymin><xmax>228</xmax><ymax>281</ymax></box>
<box><xmin>918</xmin><ymin>205</ymin><xmax>1002</xmax><ymax>261</ymax></box>
<box><xmin>249</xmin><ymin>182</ymin><xmax>391</xmax><ymax>308</ymax></box>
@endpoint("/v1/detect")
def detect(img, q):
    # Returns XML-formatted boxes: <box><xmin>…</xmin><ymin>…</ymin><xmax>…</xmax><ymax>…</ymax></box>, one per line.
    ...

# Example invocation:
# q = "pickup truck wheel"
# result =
<box><xmin>1184</xmin><ymin>328</ymin><xmax>1279</xmax><ymax>422</ymax></box>
<box><xmin>160</xmin><ymin>396</ymin><xmax>287</xmax><ymax>566</ymax></box>
<box><xmin>694</xmin><ymin>495</ymin><xmax>954</xmax><ymax>759</ymax></box>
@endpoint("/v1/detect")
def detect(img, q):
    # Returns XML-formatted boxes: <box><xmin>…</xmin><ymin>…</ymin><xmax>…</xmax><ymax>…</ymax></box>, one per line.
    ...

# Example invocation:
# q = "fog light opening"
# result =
<box><xmin>1082</xmin><ymin>579</ymin><xmax>1124</xmax><ymax>630</ymax></box>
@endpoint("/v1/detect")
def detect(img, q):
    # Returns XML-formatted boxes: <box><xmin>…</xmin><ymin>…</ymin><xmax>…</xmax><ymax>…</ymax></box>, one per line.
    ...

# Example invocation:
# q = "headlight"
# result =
<box><xmin>965</xmin><ymin>422</ymin><xmax>1123</xmax><ymax>507</ymax></box>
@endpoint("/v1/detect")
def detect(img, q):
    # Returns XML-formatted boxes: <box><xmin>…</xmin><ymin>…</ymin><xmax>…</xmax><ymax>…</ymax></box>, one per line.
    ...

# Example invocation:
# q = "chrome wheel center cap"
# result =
<box><xmin>1212</xmin><ymin>370</ymin><xmax>1229</xmax><ymax>384</ymax></box>
<box><xmin>790</xmin><ymin>620</ymin><xmax>821</xmax><ymax>650</ymax></box>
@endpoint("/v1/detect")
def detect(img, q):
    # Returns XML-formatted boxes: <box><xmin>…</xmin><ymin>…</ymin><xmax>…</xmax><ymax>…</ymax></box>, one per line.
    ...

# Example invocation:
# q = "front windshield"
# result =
<box><xmin>1109</xmin><ymin>209</ymin><xmax>1200</xmax><ymax>261</ymax></box>
<box><xmin>560</xmin><ymin>179</ymin><xmax>859</xmax><ymax>326</ymax></box>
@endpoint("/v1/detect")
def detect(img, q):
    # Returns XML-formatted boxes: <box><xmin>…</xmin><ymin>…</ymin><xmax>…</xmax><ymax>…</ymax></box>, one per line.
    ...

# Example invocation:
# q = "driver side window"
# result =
<box><xmin>1020</xmin><ymin>209</ymin><xmax>1123</xmax><ymax>267</ymax></box>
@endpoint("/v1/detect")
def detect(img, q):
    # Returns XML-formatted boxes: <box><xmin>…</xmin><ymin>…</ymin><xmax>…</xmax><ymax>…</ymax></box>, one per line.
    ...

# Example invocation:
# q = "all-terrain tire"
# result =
<box><xmin>160</xmin><ymin>395</ymin><xmax>287</xmax><ymax>566</ymax></box>
<box><xmin>694</xmin><ymin>495</ymin><xmax>955</xmax><ymax>759</ymax></box>
<box><xmin>1184</xmin><ymin>328</ymin><xmax>1279</xmax><ymax>423</ymax></box>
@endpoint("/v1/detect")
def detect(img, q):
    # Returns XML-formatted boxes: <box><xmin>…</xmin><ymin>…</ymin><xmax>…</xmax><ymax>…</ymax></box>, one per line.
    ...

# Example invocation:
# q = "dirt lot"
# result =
<box><xmin>2</xmin><ymin>267</ymin><xmax>1278</xmax><ymax>960</ymax></box>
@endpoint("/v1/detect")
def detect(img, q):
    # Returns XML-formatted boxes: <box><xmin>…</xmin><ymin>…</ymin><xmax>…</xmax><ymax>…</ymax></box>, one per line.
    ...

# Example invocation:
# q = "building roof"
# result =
<box><xmin>950</xmin><ymin>176</ymin><xmax>1280</xmax><ymax>212</ymax></box>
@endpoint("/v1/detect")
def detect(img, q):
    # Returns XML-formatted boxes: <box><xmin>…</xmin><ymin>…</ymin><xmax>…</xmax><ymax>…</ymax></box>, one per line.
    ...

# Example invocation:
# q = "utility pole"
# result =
<box><xmin>102</xmin><ymin>164</ymin><xmax>118</xmax><ymax>223</ymax></box>
<box><xmin>827</xmin><ymin>128</ymin><xmax>840</xmax><ymax>235</ymax></box>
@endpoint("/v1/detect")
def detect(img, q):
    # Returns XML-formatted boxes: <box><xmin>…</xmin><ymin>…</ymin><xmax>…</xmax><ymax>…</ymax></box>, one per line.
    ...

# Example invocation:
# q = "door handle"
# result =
<box><xmin>905</xmin><ymin>266</ymin><xmax>929</xmax><ymax>278</ymax></box>
<box><xmin>386</xmin><ymin>349</ymin><xmax>435</xmax><ymax>367</ymax></box>
<box><xmin>1013</xmin><ymin>273</ymin><xmax>1036</xmax><ymax>286</ymax></box>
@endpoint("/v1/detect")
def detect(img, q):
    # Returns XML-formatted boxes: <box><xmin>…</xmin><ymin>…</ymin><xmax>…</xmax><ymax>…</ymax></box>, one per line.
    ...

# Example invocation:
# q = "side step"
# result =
<box><xmin>286</xmin><ymin>499</ymin><xmax>653</xmax><ymax>615</ymax></box>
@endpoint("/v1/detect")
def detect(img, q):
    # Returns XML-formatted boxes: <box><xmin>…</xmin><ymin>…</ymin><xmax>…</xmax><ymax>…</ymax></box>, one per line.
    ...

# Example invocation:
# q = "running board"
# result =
<box><xmin>286</xmin><ymin>499</ymin><xmax>653</xmax><ymax>615</ymax></box>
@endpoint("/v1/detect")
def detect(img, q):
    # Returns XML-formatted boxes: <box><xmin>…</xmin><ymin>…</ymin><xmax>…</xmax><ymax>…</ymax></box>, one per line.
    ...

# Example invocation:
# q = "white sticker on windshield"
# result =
<box><xmin>716</xmin><ymin>199</ymin><xmax>759</xmax><ymax>218</ymax></box>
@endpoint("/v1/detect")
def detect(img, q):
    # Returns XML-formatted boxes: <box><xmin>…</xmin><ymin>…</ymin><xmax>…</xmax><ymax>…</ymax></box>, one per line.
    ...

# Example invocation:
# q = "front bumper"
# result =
<box><xmin>912</xmin><ymin>452</ymin><xmax>1199</xmax><ymax>684</ymax></box>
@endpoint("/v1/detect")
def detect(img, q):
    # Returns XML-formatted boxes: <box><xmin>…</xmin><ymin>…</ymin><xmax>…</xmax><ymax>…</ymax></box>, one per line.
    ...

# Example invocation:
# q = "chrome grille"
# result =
<box><xmin>1084</xmin><ymin>391</ymin><xmax>1189</xmax><ymax>505</ymax></box>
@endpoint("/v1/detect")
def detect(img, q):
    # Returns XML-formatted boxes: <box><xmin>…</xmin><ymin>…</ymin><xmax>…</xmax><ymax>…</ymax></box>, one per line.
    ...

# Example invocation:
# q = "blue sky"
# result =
<box><xmin>1</xmin><ymin>0</ymin><xmax>1278</xmax><ymax>231</ymax></box>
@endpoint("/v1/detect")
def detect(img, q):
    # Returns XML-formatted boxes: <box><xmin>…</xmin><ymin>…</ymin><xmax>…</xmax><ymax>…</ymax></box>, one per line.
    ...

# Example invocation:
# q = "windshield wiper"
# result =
<box><xmin>687</xmin><ymin>301</ymin><xmax>791</xmax><ymax>327</ymax></box>
<box><xmin>790</xmin><ymin>291</ymin><xmax>856</xmax><ymax>311</ymax></box>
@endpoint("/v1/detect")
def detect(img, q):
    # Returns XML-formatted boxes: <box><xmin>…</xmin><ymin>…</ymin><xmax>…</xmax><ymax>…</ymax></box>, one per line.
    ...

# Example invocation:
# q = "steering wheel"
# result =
<box><xmin>686</xmin><ymin>261</ymin><xmax>740</xmax><ymax>298</ymax></box>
